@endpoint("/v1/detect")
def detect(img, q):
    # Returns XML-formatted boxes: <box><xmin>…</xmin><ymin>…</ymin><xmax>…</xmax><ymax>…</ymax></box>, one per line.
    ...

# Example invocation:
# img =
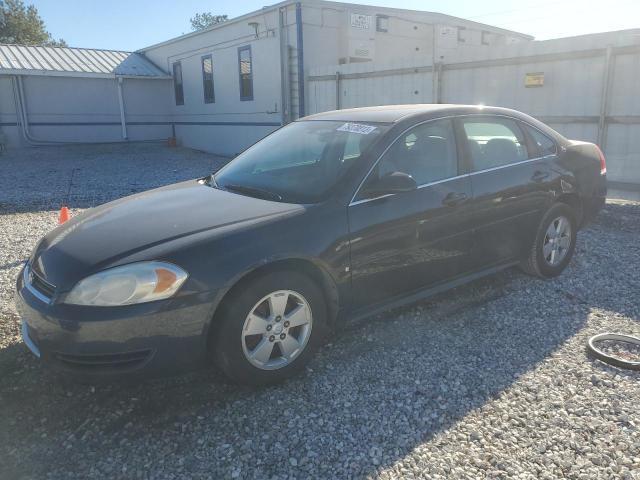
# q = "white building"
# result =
<box><xmin>139</xmin><ymin>0</ymin><xmax>531</xmax><ymax>155</ymax></box>
<box><xmin>0</xmin><ymin>0</ymin><xmax>530</xmax><ymax>155</ymax></box>
<box><xmin>0</xmin><ymin>45</ymin><xmax>173</xmax><ymax>147</ymax></box>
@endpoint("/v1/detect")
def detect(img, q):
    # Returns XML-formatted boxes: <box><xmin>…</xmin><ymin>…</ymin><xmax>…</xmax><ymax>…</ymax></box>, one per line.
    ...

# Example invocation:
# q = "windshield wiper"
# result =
<box><xmin>223</xmin><ymin>183</ymin><xmax>283</xmax><ymax>202</ymax></box>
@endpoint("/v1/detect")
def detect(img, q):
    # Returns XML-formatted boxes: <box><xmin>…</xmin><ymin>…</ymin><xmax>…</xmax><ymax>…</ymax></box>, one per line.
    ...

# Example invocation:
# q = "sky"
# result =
<box><xmin>29</xmin><ymin>0</ymin><xmax>640</xmax><ymax>52</ymax></box>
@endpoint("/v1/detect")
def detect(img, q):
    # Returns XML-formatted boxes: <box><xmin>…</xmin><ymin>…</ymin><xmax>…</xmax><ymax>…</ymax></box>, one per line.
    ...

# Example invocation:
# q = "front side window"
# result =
<box><xmin>172</xmin><ymin>62</ymin><xmax>184</xmax><ymax>106</ymax></box>
<box><xmin>238</xmin><ymin>46</ymin><xmax>253</xmax><ymax>101</ymax></box>
<box><xmin>360</xmin><ymin>119</ymin><xmax>458</xmax><ymax>197</ymax></box>
<box><xmin>462</xmin><ymin>117</ymin><xmax>528</xmax><ymax>171</ymax></box>
<box><xmin>214</xmin><ymin>121</ymin><xmax>389</xmax><ymax>203</ymax></box>
<box><xmin>202</xmin><ymin>55</ymin><xmax>215</xmax><ymax>104</ymax></box>
<box><xmin>523</xmin><ymin>124</ymin><xmax>557</xmax><ymax>157</ymax></box>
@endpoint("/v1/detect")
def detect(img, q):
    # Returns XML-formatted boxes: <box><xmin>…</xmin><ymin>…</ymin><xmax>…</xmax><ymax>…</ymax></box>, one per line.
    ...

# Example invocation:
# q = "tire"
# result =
<box><xmin>212</xmin><ymin>270</ymin><xmax>328</xmax><ymax>385</ymax></box>
<box><xmin>587</xmin><ymin>333</ymin><xmax>640</xmax><ymax>371</ymax></box>
<box><xmin>520</xmin><ymin>203</ymin><xmax>577</xmax><ymax>278</ymax></box>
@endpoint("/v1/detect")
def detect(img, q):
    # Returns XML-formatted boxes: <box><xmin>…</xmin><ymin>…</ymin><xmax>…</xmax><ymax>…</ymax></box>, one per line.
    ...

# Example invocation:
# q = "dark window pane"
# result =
<box><xmin>462</xmin><ymin>118</ymin><xmax>528</xmax><ymax>170</ymax></box>
<box><xmin>173</xmin><ymin>62</ymin><xmax>184</xmax><ymax>106</ymax></box>
<box><xmin>367</xmin><ymin>119</ymin><xmax>458</xmax><ymax>189</ymax></box>
<box><xmin>238</xmin><ymin>46</ymin><xmax>253</xmax><ymax>100</ymax></box>
<box><xmin>202</xmin><ymin>55</ymin><xmax>214</xmax><ymax>104</ymax></box>
<box><xmin>525</xmin><ymin>125</ymin><xmax>557</xmax><ymax>157</ymax></box>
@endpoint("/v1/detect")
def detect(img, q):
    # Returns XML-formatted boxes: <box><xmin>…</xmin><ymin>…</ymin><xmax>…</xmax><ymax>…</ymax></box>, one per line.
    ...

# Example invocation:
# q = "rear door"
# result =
<box><xmin>458</xmin><ymin>116</ymin><xmax>544</xmax><ymax>268</ymax></box>
<box><xmin>519</xmin><ymin>122</ymin><xmax>562</xmax><ymax>211</ymax></box>
<box><xmin>348</xmin><ymin>118</ymin><xmax>474</xmax><ymax>310</ymax></box>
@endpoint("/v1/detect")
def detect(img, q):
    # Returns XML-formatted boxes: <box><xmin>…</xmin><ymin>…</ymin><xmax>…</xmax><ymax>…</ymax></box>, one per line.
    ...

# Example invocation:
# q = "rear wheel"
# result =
<box><xmin>521</xmin><ymin>203</ymin><xmax>577</xmax><ymax>278</ymax></box>
<box><xmin>213</xmin><ymin>271</ymin><xmax>328</xmax><ymax>385</ymax></box>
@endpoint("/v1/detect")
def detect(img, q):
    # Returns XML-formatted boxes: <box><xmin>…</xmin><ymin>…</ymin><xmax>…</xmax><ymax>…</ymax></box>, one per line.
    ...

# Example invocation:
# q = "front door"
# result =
<box><xmin>348</xmin><ymin>118</ymin><xmax>474</xmax><ymax>311</ymax></box>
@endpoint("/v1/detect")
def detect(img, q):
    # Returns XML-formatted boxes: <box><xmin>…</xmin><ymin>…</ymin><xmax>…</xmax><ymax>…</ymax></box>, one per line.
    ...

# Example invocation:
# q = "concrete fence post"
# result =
<box><xmin>597</xmin><ymin>45</ymin><xmax>614</xmax><ymax>150</ymax></box>
<box><xmin>436</xmin><ymin>62</ymin><xmax>444</xmax><ymax>103</ymax></box>
<box><xmin>335</xmin><ymin>71</ymin><xmax>341</xmax><ymax>110</ymax></box>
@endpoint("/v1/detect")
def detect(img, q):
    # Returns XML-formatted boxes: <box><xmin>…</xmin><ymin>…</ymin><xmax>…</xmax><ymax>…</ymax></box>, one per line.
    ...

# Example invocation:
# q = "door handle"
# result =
<box><xmin>442</xmin><ymin>192</ymin><xmax>468</xmax><ymax>207</ymax></box>
<box><xmin>531</xmin><ymin>170</ymin><xmax>550</xmax><ymax>182</ymax></box>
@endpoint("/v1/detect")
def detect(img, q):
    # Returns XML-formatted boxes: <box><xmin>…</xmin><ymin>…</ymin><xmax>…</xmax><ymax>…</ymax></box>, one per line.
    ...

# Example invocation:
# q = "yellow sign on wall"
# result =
<box><xmin>525</xmin><ymin>72</ymin><xmax>545</xmax><ymax>87</ymax></box>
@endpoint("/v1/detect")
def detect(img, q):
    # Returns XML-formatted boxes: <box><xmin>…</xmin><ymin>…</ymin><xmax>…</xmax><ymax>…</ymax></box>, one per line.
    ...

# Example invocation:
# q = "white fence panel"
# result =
<box><xmin>307</xmin><ymin>37</ymin><xmax>640</xmax><ymax>184</ymax></box>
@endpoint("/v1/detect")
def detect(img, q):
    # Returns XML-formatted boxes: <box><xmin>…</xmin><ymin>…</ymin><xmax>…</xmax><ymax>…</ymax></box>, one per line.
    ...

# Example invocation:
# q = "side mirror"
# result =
<box><xmin>364</xmin><ymin>171</ymin><xmax>417</xmax><ymax>197</ymax></box>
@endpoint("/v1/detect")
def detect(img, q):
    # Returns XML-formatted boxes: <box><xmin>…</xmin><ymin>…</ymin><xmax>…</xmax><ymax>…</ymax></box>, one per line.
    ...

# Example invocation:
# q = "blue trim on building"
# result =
<box><xmin>295</xmin><ymin>3</ymin><xmax>305</xmax><ymax>118</ymax></box>
<box><xmin>1</xmin><ymin>121</ymin><xmax>281</xmax><ymax>127</ymax></box>
<box><xmin>171</xmin><ymin>121</ymin><xmax>280</xmax><ymax>127</ymax></box>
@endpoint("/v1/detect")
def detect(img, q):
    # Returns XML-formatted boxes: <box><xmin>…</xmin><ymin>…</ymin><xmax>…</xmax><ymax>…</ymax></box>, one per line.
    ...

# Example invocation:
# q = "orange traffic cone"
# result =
<box><xmin>58</xmin><ymin>206</ymin><xmax>70</xmax><ymax>224</ymax></box>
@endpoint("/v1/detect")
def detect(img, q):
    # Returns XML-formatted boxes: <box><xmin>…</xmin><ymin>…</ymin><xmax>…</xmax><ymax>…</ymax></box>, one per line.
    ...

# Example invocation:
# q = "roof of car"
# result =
<box><xmin>301</xmin><ymin>104</ymin><xmax>522</xmax><ymax>123</ymax></box>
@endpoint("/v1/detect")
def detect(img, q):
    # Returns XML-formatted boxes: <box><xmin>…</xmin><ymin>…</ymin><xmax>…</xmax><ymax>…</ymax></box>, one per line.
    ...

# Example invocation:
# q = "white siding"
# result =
<box><xmin>1</xmin><ymin>75</ymin><xmax>172</xmax><ymax>147</ymax></box>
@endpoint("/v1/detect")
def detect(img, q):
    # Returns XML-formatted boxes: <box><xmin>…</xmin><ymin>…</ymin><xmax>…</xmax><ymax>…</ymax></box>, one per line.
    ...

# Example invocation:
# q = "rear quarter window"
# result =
<box><xmin>523</xmin><ymin>124</ymin><xmax>557</xmax><ymax>157</ymax></box>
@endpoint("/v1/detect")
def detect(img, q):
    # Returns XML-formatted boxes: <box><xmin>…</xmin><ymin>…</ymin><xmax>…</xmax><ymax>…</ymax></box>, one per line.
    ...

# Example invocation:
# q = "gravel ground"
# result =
<box><xmin>1</xmin><ymin>144</ymin><xmax>639</xmax><ymax>479</ymax></box>
<box><xmin>0</xmin><ymin>143</ymin><xmax>225</xmax><ymax>212</ymax></box>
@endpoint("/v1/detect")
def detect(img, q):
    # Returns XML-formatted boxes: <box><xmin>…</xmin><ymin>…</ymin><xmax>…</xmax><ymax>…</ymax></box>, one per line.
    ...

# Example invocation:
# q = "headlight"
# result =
<box><xmin>64</xmin><ymin>262</ymin><xmax>188</xmax><ymax>306</ymax></box>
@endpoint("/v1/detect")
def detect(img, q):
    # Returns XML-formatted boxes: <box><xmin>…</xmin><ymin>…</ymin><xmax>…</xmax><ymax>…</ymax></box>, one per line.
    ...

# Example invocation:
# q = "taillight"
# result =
<box><xmin>596</xmin><ymin>145</ymin><xmax>607</xmax><ymax>175</ymax></box>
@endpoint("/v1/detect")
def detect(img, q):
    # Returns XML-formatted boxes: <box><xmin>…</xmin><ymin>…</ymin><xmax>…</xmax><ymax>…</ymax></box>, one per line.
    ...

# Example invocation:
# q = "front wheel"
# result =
<box><xmin>212</xmin><ymin>271</ymin><xmax>328</xmax><ymax>385</ymax></box>
<box><xmin>521</xmin><ymin>203</ymin><xmax>577</xmax><ymax>278</ymax></box>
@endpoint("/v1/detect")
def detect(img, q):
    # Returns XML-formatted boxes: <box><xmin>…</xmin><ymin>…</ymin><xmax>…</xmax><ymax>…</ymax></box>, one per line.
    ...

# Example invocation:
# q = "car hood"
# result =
<box><xmin>31</xmin><ymin>180</ymin><xmax>302</xmax><ymax>290</ymax></box>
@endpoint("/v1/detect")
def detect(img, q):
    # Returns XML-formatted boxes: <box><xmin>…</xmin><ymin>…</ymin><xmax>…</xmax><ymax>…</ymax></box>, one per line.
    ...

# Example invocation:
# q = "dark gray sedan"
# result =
<box><xmin>16</xmin><ymin>105</ymin><xmax>607</xmax><ymax>384</ymax></box>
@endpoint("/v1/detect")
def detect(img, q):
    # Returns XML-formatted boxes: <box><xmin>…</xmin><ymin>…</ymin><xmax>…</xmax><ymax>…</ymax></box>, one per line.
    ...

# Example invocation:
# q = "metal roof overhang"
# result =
<box><xmin>0</xmin><ymin>68</ymin><xmax>171</xmax><ymax>79</ymax></box>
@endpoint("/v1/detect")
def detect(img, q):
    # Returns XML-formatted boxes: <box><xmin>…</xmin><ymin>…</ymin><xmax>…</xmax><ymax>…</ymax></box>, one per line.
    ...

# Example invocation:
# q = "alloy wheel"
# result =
<box><xmin>241</xmin><ymin>290</ymin><xmax>313</xmax><ymax>370</ymax></box>
<box><xmin>542</xmin><ymin>215</ymin><xmax>572</xmax><ymax>266</ymax></box>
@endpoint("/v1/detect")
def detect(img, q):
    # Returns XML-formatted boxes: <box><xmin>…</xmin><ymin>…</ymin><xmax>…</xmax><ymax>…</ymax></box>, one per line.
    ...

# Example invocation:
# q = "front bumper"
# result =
<box><xmin>16</xmin><ymin>264</ymin><xmax>215</xmax><ymax>379</ymax></box>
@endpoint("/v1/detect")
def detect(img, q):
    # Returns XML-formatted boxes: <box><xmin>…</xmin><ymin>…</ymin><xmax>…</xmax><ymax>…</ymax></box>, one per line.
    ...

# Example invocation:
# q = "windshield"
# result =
<box><xmin>213</xmin><ymin>120</ymin><xmax>389</xmax><ymax>203</ymax></box>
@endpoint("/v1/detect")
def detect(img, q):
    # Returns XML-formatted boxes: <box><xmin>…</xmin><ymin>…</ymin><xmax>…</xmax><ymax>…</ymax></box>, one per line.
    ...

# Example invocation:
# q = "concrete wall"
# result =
<box><xmin>308</xmin><ymin>30</ymin><xmax>640</xmax><ymax>184</ymax></box>
<box><xmin>0</xmin><ymin>75</ymin><xmax>172</xmax><ymax>148</ymax></box>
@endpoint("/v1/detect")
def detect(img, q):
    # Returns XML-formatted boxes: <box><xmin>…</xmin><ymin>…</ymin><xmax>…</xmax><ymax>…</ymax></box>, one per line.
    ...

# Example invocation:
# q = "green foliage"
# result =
<box><xmin>0</xmin><ymin>0</ymin><xmax>66</xmax><ymax>46</ymax></box>
<box><xmin>190</xmin><ymin>12</ymin><xmax>228</xmax><ymax>31</ymax></box>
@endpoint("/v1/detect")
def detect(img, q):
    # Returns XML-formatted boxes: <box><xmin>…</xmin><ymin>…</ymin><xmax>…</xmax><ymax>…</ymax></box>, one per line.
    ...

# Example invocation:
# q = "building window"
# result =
<box><xmin>457</xmin><ymin>26</ymin><xmax>466</xmax><ymax>43</ymax></box>
<box><xmin>238</xmin><ymin>46</ymin><xmax>253</xmax><ymax>101</ymax></box>
<box><xmin>376</xmin><ymin>15</ymin><xmax>389</xmax><ymax>32</ymax></box>
<box><xmin>481</xmin><ymin>31</ymin><xmax>491</xmax><ymax>45</ymax></box>
<box><xmin>172</xmin><ymin>62</ymin><xmax>184</xmax><ymax>106</ymax></box>
<box><xmin>201</xmin><ymin>55</ymin><xmax>215</xmax><ymax>104</ymax></box>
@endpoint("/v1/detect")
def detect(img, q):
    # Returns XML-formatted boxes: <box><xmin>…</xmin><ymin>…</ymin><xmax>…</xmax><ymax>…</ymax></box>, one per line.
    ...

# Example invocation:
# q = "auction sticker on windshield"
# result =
<box><xmin>336</xmin><ymin>123</ymin><xmax>377</xmax><ymax>135</ymax></box>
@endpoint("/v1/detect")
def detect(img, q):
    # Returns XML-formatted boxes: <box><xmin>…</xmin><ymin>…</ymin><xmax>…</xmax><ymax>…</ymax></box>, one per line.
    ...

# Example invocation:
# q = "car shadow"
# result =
<box><xmin>0</xmin><ymin>204</ymin><xmax>637</xmax><ymax>479</ymax></box>
<box><xmin>0</xmin><ymin>270</ymin><xmax>600</xmax><ymax>479</ymax></box>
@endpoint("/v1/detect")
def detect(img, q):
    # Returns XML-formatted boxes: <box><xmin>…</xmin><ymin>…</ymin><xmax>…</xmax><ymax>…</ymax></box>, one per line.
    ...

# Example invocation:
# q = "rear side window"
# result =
<box><xmin>462</xmin><ymin>117</ymin><xmax>528</xmax><ymax>171</ymax></box>
<box><xmin>524</xmin><ymin>125</ymin><xmax>557</xmax><ymax>157</ymax></box>
<box><xmin>368</xmin><ymin>119</ymin><xmax>458</xmax><ymax>187</ymax></box>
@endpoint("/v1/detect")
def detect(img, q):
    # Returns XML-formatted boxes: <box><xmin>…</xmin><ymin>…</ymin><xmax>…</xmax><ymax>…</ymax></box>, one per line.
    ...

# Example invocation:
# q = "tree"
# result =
<box><xmin>0</xmin><ymin>0</ymin><xmax>66</xmax><ymax>46</ymax></box>
<box><xmin>190</xmin><ymin>12</ymin><xmax>228</xmax><ymax>31</ymax></box>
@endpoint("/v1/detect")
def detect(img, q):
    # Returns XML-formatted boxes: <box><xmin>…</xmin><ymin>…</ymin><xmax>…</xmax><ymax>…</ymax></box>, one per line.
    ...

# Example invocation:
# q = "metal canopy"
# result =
<box><xmin>0</xmin><ymin>44</ymin><xmax>170</xmax><ymax>79</ymax></box>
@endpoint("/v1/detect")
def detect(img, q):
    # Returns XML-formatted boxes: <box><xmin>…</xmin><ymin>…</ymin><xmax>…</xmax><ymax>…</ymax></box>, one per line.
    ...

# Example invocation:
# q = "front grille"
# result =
<box><xmin>54</xmin><ymin>349</ymin><xmax>153</xmax><ymax>372</ymax></box>
<box><xmin>30</xmin><ymin>269</ymin><xmax>56</xmax><ymax>298</ymax></box>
